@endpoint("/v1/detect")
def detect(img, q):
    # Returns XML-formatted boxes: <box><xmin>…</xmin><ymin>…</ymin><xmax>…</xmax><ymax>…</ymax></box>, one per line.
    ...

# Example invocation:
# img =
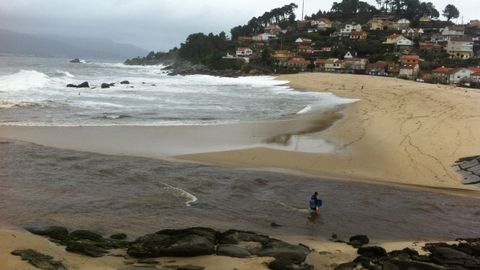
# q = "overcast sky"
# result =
<box><xmin>0</xmin><ymin>0</ymin><xmax>477</xmax><ymax>51</ymax></box>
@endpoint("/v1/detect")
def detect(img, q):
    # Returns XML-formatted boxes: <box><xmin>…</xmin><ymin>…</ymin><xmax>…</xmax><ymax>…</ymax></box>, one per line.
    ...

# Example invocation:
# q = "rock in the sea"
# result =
<box><xmin>270</xmin><ymin>222</ymin><xmax>282</xmax><ymax>228</ymax></box>
<box><xmin>11</xmin><ymin>249</ymin><xmax>67</xmax><ymax>270</ymax></box>
<box><xmin>216</xmin><ymin>244</ymin><xmax>250</xmax><ymax>258</ymax></box>
<box><xmin>110</xmin><ymin>233</ymin><xmax>127</xmax><ymax>240</ymax></box>
<box><xmin>101</xmin><ymin>83</ymin><xmax>111</xmax><ymax>89</ymax></box>
<box><xmin>127</xmin><ymin>227</ymin><xmax>217</xmax><ymax>258</ymax></box>
<box><xmin>66</xmin><ymin>241</ymin><xmax>108</xmax><ymax>257</ymax></box>
<box><xmin>77</xmin><ymin>81</ymin><xmax>90</xmax><ymax>88</ymax></box>
<box><xmin>66</xmin><ymin>83</ymin><xmax>78</xmax><ymax>88</ymax></box>
<box><xmin>348</xmin><ymin>235</ymin><xmax>369</xmax><ymax>248</ymax></box>
<box><xmin>69</xmin><ymin>229</ymin><xmax>103</xmax><ymax>241</ymax></box>
<box><xmin>70</xmin><ymin>58</ymin><xmax>81</xmax><ymax>63</ymax></box>
<box><xmin>25</xmin><ymin>226</ymin><xmax>69</xmax><ymax>241</ymax></box>
<box><xmin>120</xmin><ymin>80</ymin><xmax>130</xmax><ymax>84</ymax></box>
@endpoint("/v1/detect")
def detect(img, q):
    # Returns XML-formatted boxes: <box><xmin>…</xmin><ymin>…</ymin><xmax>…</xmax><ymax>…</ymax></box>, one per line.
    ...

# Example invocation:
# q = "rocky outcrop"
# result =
<box><xmin>70</xmin><ymin>58</ymin><xmax>81</xmax><ymax>63</ymax></box>
<box><xmin>120</xmin><ymin>81</ymin><xmax>130</xmax><ymax>85</ymax></box>
<box><xmin>335</xmin><ymin>238</ymin><xmax>480</xmax><ymax>270</ymax></box>
<box><xmin>453</xmin><ymin>156</ymin><xmax>480</xmax><ymax>185</ymax></box>
<box><xmin>11</xmin><ymin>249</ymin><xmax>67</xmax><ymax>270</ymax></box>
<box><xmin>127</xmin><ymin>227</ymin><xmax>218</xmax><ymax>258</ymax></box>
<box><xmin>66</xmin><ymin>82</ymin><xmax>90</xmax><ymax>88</ymax></box>
<box><xmin>166</xmin><ymin>61</ymin><xmax>270</xmax><ymax>77</ymax></box>
<box><xmin>25</xmin><ymin>226</ymin><xmax>69</xmax><ymax>241</ymax></box>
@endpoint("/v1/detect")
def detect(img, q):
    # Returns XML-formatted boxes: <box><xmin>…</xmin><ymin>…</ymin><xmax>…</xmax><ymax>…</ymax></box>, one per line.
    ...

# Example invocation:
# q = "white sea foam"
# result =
<box><xmin>161</xmin><ymin>182</ymin><xmax>198</xmax><ymax>206</ymax></box>
<box><xmin>54</xmin><ymin>70</ymin><xmax>75</xmax><ymax>78</ymax></box>
<box><xmin>0</xmin><ymin>70</ymin><xmax>50</xmax><ymax>91</ymax></box>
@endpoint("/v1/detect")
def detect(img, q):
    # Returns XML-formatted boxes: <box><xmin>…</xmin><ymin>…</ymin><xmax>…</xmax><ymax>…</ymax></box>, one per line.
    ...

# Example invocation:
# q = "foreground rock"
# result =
<box><xmin>335</xmin><ymin>238</ymin><xmax>480</xmax><ymax>270</ymax></box>
<box><xmin>25</xmin><ymin>226</ymin><xmax>69</xmax><ymax>241</ymax></box>
<box><xmin>453</xmin><ymin>156</ymin><xmax>480</xmax><ymax>185</ymax></box>
<box><xmin>127</xmin><ymin>227</ymin><xmax>217</xmax><ymax>257</ymax></box>
<box><xmin>348</xmin><ymin>235</ymin><xmax>369</xmax><ymax>248</ymax></box>
<box><xmin>11</xmin><ymin>249</ymin><xmax>67</xmax><ymax>270</ymax></box>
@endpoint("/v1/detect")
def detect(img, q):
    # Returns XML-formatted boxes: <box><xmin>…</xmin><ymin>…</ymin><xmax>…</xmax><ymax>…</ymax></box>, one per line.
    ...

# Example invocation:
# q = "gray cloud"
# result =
<box><xmin>0</xmin><ymin>0</ymin><xmax>477</xmax><ymax>51</ymax></box>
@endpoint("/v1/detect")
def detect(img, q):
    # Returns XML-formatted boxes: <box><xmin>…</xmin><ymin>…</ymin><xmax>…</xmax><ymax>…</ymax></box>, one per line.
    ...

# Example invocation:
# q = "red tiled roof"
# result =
<box><xmin>432</xmin><ymin>67</ymin><xmax>452</xmax><ymax>73</ymax></box>
<box><xmin>400</xmin><ymin>55</ymin><xmax>421</xmax><ymax>60</ymax></box>
<box><xmin>237</xmin><ymin>47</ymin><xmax>251</xmax><ymax>51</ymax></box>
<box><xmin>468</xmin><ymin>67</ymin><xmax>480</xmax><ymax>73</ymax></box>
<box><xmin>288</xmin><ymin>60</ymin><xmax>311</xmax><ymax>65</ymax></box>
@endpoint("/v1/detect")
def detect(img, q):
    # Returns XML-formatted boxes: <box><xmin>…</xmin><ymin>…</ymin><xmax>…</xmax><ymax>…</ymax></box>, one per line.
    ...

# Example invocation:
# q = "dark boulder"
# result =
<box><xmin>216</xmin><ymin>244</ymin><xmax>250</xmax><ymax>258</ymax></box>
<box><xmin>66</xmin><ymin>84</ymin><xmax>77</xmax><ymax>88</ymax></box>
<box><xmin>70</xmin><ymin>58</ymin><xmax>81</xmax><ymax>63</ymax></box>
<box><xmin>25</xmin><ymin>226</ymin><xmax>69</xmax><ymax>241</ymax></box>
<box><xmin>127</xmin><ymin>227</ymin><xmax>218</xmax><ymax>258</ymax></box>
<box><xmin>69</xmin><ymin>230</ymin><xmax>103</xmax><ymax>241</ymax></box>
<box><xmin>334</xmin><ymin>262</ymin><xmax>357</xmax><ymax>270</ymax></box>
<box><xmin>110</xmin><ymin>233</ymin><xmax>127</xmax><ymax>240</ymax></box>
<box><xmin>65</xmin><ymin>241</ymin><xmax>108</xmax><ymax>257</ymax></box>
<box><xmin>381</xmin><ymin>259</ymin><xmax>447</xmax><ymax>270</ymax></box>
<box><xmin>269</xmin><ymin>255</ymin><xmax>314</xmax><ymax>270</ymax></box>
<box><xmin>11</xmin><ymin>249</ymin><xmax>67</xmax><ymax>270</ymax></box>
<box><xmin>348</xmin><ymin>235</ymin><xmax>369</xmax><ymax>248</ymax></box>
<box><xmin>77</xmin><ymin>81</ymin><xmax>90</xmax><ymax>88</ymax></box>
<box><xmin>176</xmin><ymin>265</ymin><xmax>205</xmax><ymax>270</ymax></box>
<box><xmin>357</xmin><ymin>246</ymin><xmax>387</xmax><ymax>258</ymax></box>
<box><xmin>270</xmin><ymin>222</ymin><xmax>282</xmax><ymax>228</ymax></box>
<box><xmin>219</xmin><ymin>230</ymin><xmax>310</xmax><ymax>263</ymax></box>
<box><xmin>120</xmin><ymin>80</ymin><xmax>130</xmax><ymax>84</ymax></box>
<box><xmin>101</xmin><ymin>83</ymin><xmax>111</xmax><ymax>89</ymax></box>
<box><xmin>427</xmin><ymin>246</ymin><xmax>480</xmax><ymax>269</ymax></box>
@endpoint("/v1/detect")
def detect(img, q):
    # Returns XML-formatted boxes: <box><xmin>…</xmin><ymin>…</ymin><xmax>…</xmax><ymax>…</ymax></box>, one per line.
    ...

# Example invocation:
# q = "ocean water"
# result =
<box><xmin>0</xmin><ymin>56</ymin><xmax>356</xmax><ymax>126</ymax></box>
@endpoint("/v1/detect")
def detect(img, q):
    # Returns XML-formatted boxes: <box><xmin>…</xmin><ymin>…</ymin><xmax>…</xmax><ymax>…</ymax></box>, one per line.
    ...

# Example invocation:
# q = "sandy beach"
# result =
<box><xmin>184</xmin><ymin>73</ymin><xmax>480</xmax><ymax>190</ymax></box>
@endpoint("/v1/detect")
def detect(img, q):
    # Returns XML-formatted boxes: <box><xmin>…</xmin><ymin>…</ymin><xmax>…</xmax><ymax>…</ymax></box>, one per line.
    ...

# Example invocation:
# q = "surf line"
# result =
<box><xmin>161</xmin><ymin>182</ymin><xmax>198</xmax><ymax>207</ymax></box>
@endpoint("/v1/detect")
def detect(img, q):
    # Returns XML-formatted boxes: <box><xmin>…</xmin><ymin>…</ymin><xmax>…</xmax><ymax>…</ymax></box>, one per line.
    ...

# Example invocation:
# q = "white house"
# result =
<box><xmin>447</xmin><ymin>37</ymin><xmax>474</xmax><ymax>59</ymax></box>
<box><xmin>399</xmin><ymin>63</ymin><xmax>419</xmax><ymax>80</ymax></box>
<box><xmin>441</xmin><ymin>25</ymin><xmax>465</xmax><ymax>40</ymax></box>
<box><xmin>295</xmin><ymin>38</ymin><xmax>313</xmax><ymax>44</ymax></box>
<box><xmin>252</xmin><ymin>33</ymin><xmax>277</xmax><ymax>42</ymax></box>
<box><xmin>236</xmin><ymin>48</ymin><xmax>253</xmax><ymax>57</ymax></box>
<box><xmin>395</xmin><ymin>37</ymin><xmax>413</xmax><ymax>46</ymax></box>
<box><xmin>340</xmin><ymin>23</ymin><xmax>362</xmax><ymax>35</ymax></box>
<box><xmin>397</xmin><ymin>18</ymin><xmax>411</xmax><ymax>30</ymax></box>
<box><xmin>311</xmin><ymin>18</ymin><xmax>333</xmax><ymax>30</ymax></box>
<box><xmin>344</xmin><ymin>51</ymin><xmax>354</xmax><ymax>59</ymax></box>
<box><xmin>449</xmin><ymin>68</ymin><xmax>473</xmax><ymax>84</ymax></box>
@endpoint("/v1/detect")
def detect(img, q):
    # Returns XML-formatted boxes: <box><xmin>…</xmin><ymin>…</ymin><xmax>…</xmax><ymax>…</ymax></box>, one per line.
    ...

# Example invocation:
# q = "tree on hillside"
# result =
<box><xmin>442</xmin><ymin>4</ymin><xmax>459</xmax><ymax>21</ymax></box>
<box><xmin>230</xmin><ymin>3</ymin><xmax>298</xmax><ymax>40</ymax></box>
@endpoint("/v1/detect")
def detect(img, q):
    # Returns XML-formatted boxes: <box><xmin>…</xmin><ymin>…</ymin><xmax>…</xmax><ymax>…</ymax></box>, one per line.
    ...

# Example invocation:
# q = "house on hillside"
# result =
<box><xmin>366</xmin><ymin>61</ymin><xmax>388</xmax><ymax>76</ymax></box>
<box><xmin>344</xmin><ymin>58</ymin><xmax>368</xmax><ymax>73</ymax></box>
<box><xmin>397</xmin><ymin>18</ymin><xmax>411</xmax><ymax>30</ymax></box>
<box><xmin>419</xmin><ymin>16</ymin><xmax>432</xmax><ymax>22</ymax></box>
<box><xmin>349</xmin><ymin>31</ymin><xmax>368</xmax><ymax>40</ymax></box>
<box><xmin>419</xmin><ymin>42</ymin><xmax>443</xmax><ymax>54</ymax></box>
<box><xmin>448</xmin><ymin>68</ymin><xmax>474</xmax><ymax>84</ymax></box>
<box><xmin>403</xmin><ymin>28</ymin><xmax>424</xmax><ymax>38</ymax></box>
<box><xmin>236</xmin><ymin>48</ymin><xmax>253</xmax><ymax>57</ymax></box>
<box><xmin>324</xmin><ymin>58</ymin><xmax>345</xmax><ymax>72</ymax></box>
<box><xmin>447</xmin><ymin>36</ymin><xmax>474</xmax><ymax>59</ymax></box>
<box><xmin>252</xmin><ymin>33</ymin><xmax>277</xmax><ymax>42</ymax></box>
<box><xmin>400</xmin><ymin>55</ymin><xmax>423</xmax><ymax>64</ymax></box>
<box><xmin>441</xmin><ymin>25</ymin><xmax>465</xmax><ymax>41</ymax></box>
<box><xmin>395</xmin><ymin>37</ymin><xmax>414</xmax><ymax>54</ymax></box>
<box><xmin>315</xmin><ymin>59</ymin><xmax>326</xmax><ymax>71</ymax></box>
<box><xmin>287</xmin><ymin>58</ymin><xmax>311</xmax><ymax>71</ymax></box>
<box><xmin>311</xmin><ymin>18</ymin><xmax>333</xmax><ymax>30</ymax></box>
<box><xmin>431</xmin><ymin>67</ymin><xmax>452</xmax><ymax>84</ymax></box>
<box><xmin>399</xmin><ymin>63</ymin><xmax>419</xmax><ymax>80</ymax></box>
<box><xmin>265</xmin><ymin>24</ymin><xmax>283</xmax><ymax>35</ymax></box>
<box><xmin>272</xmin><ymin>50</ymin><xmax>295</xmax><ymax>65</ymax></box>
<box><xmin>367</xmin><ymin>17</ymin><xmax>397</xmax><ymax>31</ymax></box>
<box><xmin>340</xmin><ymin>23</ymin><xmax>362</xmax><ymax>35</ymax></box>
<box><xmin>295</xmin><ymin>38</ymin><xmax>313</xmax><ymax>45</ymax></box>
<box><xmin>383</xmin><ymin>34</ymin><xmax>404</xmax><ymax>45</ymax></box>
<box><xmin>298</xmin><ymin>45</ymin><xmax>314</xmax><ymax>54</ymax></box>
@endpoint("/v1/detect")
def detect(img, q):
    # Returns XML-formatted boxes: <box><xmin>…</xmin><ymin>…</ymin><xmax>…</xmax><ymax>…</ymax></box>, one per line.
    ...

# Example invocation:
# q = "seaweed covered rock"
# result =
<box><xmin>65</xmin><ymin>241</ymin><xmax>108</xmax><ymax>257</ymax></box>
<box><xmin>127</xmin><ymin>227</ymin><xmax>218</xmax><ymax>258</ymax></box>
<box><xmin>348</xmin><ymin>235</ymin><xmax>369</xmax><ymax>248</ymax></box>
<box><xmin>11</xmin><ymin>249</ymin><xmax>66</xmax><ymax>270</ymax></box>
<box><xmin>25</xmin><ymin>226</ymin><xmax>69</xmax><ymax>241</ymax></box>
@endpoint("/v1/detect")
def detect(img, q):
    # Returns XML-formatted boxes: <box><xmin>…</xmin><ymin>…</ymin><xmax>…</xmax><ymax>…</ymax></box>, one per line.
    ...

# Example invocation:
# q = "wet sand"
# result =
<box><xmin>185</xmin><ymin>73</ymin><xmax>480</xmax><ymax>190</ymax></box>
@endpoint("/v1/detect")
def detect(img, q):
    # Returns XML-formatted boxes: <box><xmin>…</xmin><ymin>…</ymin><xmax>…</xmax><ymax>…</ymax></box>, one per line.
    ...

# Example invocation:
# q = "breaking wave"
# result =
<box><xmin>0</xmin><ymin>70</ymin><xmax>50</xmax><ymax>92</ymax></box>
